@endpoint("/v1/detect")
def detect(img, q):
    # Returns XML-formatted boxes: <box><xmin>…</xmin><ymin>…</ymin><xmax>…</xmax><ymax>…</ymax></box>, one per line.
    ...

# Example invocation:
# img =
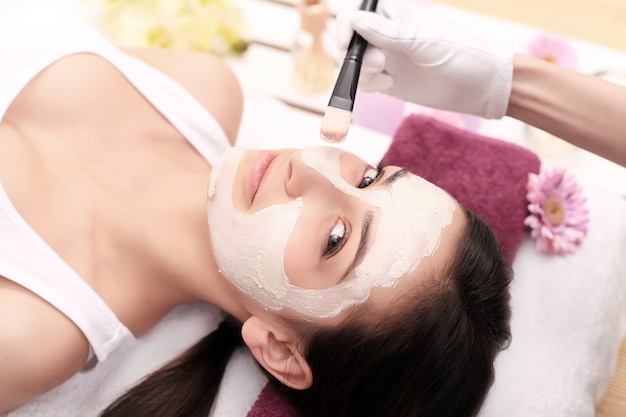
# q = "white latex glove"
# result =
<box><xmin>336</xmin><ymin>0</ymin><xmax>514</xmax><ymax>119</ymax></box>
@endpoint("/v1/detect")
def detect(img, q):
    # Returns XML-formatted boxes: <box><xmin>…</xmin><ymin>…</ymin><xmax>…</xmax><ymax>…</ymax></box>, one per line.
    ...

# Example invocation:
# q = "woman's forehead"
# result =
<box><xmin>357</xmin><ymin>203</ymin><xmax>466</xmax><ymax>315</ymax></box>
<box><xmin>280</xmin><ymin>151</ymin><xmax>459</xmax><ymax>318</ymax></box>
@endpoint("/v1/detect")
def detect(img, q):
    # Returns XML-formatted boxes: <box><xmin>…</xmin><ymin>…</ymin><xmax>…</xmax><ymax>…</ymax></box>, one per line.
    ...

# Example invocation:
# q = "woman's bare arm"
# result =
<box><xmin>507</xmin><ymin>54</ymin><xmax>626</xmax><ymax>166</ymax></box>
<box><xmin>0</xmin><ymin>278</ymin><xmax>90</xmax><ymax>412</ymax></box>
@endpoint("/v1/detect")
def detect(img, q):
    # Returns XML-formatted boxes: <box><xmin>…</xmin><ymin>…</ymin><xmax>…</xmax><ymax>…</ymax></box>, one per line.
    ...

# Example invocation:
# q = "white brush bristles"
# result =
<box><xmin>320</xmin><ymin>106</ymin><xmax>352</xmax><ymax>143</ymax></box>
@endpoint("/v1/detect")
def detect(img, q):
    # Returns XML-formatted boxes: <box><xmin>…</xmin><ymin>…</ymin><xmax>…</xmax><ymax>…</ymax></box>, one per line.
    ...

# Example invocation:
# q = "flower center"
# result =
<box><xmin>543</xmin><ymin>195</ymin><xmax>565</xmax><ymax>226</ymax></box>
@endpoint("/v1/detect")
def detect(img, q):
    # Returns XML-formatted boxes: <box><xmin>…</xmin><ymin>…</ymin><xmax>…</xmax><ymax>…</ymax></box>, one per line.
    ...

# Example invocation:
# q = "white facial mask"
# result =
<box><xmin>207</xmin><ymin>147</ymin><xmax>456</xmax><ymax>318</ymax></box>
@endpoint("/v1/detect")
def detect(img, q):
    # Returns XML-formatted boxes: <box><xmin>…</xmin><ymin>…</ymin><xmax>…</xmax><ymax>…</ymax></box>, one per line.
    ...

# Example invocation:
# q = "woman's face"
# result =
<box><xmin>207</xmin><ymin>146</ymin><xmax>462</xmax><ymax>318</ymax></box>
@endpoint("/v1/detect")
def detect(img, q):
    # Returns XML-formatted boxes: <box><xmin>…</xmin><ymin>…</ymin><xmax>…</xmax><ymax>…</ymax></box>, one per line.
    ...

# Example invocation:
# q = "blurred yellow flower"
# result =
<box><xmin>88</xmin><ymin>0</ymin><xmax>249</xmax><ymax>55</ymax></box>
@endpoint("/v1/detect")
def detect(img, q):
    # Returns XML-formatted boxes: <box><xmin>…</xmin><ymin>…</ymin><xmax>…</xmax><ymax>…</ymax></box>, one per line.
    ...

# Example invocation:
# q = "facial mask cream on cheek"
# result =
<box><xmin>207</xmin><ymin>148</ymin><xmax>304</xmax><ymax>309</ymax></box>
<box><xmin>282</xmin><ymin>147</ymin><xmax>457</xmax><ymax>317</ymax></box>
<box><xmin>207</xmin><ymin>147</ymin><xmax>455</xmax><ymax>319</ymax></box>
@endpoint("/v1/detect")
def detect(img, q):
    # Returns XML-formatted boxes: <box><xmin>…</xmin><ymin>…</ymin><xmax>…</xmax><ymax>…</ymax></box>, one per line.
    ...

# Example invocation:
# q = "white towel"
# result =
<box><xmin>481</xmin><ymin>186</ymin><xmax>626</xmax><ymax>417</ymax></box>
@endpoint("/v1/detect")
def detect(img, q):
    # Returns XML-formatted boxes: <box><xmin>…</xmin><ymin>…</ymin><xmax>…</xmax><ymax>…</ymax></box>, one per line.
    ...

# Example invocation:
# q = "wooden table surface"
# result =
<box><xmin>435</xmin><ymin>0</ymin><xmax>626</xmax><ymax>52</ymax></box>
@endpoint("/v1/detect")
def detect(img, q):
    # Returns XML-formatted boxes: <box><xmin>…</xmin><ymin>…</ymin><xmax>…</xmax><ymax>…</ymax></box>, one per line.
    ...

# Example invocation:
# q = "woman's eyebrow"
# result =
<box><xmin>338</xmin><ymin>169</ymin><xmax>406</xmax><ymax>282</ymax></box>
<box><xmin>384</xmin><ymin>168</ymin><xmax>408</xmax><ymax>185</ymax></box>
<box><xmin>340</xmin><ymin>210</ymin><xmax>374</xmax><ymax>282</ymax></box>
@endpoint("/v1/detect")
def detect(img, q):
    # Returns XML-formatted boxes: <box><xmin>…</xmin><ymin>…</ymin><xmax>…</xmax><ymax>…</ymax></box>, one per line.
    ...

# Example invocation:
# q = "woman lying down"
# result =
<box><xmin>0</xmin><ymin>3</ymin><xmax>512</xmax><ymax>417</ymax></box>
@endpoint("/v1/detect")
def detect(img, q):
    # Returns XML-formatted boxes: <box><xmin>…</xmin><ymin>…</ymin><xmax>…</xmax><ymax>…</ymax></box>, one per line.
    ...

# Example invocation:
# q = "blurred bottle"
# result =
<box><xmin>293</xmin><ymin>0</ymin><xmax>337</xmax><ymax>92</ymax></box>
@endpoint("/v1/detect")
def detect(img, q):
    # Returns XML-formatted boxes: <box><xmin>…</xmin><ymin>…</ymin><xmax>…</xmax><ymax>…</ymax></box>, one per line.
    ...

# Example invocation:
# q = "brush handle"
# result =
<box><xmin>357</xmin><ymin>0</ymin><xmax>379</xmax><ymax>15</ymax></box>
<box><xmin>327</xmin><ymin>60</ymin><xmax>361</xmax><ymax>110</ymax></box>
<box><xmin>327</xmin><ymin>0</ymin><xmax>378</xmax><ymax>111</ymax></box>
<box><xmin>345</xmin><ymin>0</ymin><xmax>378</xmax><ymax>60</ymax></box>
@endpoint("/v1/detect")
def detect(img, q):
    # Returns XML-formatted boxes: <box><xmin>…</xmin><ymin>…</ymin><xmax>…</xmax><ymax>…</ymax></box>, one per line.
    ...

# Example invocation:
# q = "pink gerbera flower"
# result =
<box><xmin>524</xmin><ymin>167</ymin><xmax>589</xmax><ymax>254</ymax></box>
<box><xmin>527</xmin><ymin>34</ymin><xmax>578</xmax><ymax>69</ymax></box>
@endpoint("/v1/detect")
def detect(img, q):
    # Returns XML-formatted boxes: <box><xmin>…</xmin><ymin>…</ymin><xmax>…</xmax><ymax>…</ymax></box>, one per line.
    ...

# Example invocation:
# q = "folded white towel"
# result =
<box><xmin>481</xmin><ymin>186</ymin><xmax>626</xmax><ymax>417</ymax></box>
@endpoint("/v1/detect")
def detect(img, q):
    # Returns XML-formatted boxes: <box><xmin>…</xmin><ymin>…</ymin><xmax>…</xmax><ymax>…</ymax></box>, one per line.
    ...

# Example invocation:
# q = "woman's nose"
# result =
<box><xmin>285</xmin><ymin>153</ymin><xmax>334</xmax><ymax>199</ymax></box>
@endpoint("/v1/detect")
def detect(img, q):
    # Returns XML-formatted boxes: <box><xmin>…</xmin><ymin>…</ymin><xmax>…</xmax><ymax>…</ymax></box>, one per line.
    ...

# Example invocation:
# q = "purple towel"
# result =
<box><xmin>247</xmin><ymin>114</ymin><xmax>541</xmax><ymax>417</ymax></box>
<box><xmin>247</xmin><ymin>384</ymin><xmax>300</xmax><ymax>417</ymax></box>
<box><xmin>384</xmin><ymin>114</ymin><xmax>541</xmax><ymax>262</ymax></box>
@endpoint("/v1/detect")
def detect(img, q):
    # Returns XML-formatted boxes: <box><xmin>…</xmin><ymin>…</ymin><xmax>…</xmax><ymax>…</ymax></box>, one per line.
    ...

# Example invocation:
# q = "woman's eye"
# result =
<box><xmin>325</xmin><ymin>219</ymin><xmax>346</xmax><ymax>257</ymax></box>
<box><xmin>359</xmin><ymin>166</ymin><xmax>382</xmax><ymax>188</ymax></box>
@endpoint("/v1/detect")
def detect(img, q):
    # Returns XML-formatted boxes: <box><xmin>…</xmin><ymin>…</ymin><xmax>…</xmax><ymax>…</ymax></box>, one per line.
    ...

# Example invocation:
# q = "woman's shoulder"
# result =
<box><xmin>0</xmin><ymin>276</ymin><xmax>90</xmax><ymax>412</ymax></box>
<box><xmin>124</xmin><ymin>48</ymin><xmax>244</xmax><ymax>145</ymax></box>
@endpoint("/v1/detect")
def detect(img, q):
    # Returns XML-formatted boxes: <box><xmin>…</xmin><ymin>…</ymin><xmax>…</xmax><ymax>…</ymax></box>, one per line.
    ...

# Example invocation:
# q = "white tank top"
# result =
<box><xmin>0</xmin><ymin>2</ymin><xmax>231</xmax><ymax>362</ymax></box>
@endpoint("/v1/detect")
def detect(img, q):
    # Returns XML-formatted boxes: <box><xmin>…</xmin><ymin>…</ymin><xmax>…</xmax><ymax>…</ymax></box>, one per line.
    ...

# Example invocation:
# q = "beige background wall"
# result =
<box><xmin>436</xmin><ymin>0</ymin><xmax>626</xmax><ymax>52</ymax></box>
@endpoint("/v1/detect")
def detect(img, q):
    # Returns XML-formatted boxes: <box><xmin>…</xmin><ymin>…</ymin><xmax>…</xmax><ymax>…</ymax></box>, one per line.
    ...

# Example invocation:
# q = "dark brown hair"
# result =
<box><xmin>280</xmin><ymin>207</ymin><xmax>512</xmax><ymax>417</ymax></box>
<box><xmin>99</xmin><ymin>207</ymin><xmax>512</xmax><ymax>417</ymax></box>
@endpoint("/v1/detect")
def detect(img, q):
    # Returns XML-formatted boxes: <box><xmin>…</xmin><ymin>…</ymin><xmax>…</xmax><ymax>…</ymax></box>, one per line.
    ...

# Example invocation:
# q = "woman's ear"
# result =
<box><xmin>241</xmin><ymin>316</ymin><xmax>312</xmax><ymax>390</ymax></box>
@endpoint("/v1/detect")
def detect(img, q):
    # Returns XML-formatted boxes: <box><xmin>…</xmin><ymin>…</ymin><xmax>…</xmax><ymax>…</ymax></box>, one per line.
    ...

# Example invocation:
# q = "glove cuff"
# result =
<box><xmin>482</xmin><ymin>51</ymin><xmax>514</xmax><ymax>119</ymax></box>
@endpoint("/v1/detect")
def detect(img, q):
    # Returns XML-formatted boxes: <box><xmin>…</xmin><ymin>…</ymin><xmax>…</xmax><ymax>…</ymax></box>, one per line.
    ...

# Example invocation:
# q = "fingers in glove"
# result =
<box><xmin>358</xmin><ymin>72</ymin><xmax>394</xmax><ymax>93</ymax></box>
<box><xmin>350</xmin><ymin>10</ymin><xmax>414</xmax><ymax>51</ymax></box>
<box><xmin>335</xmin><ymin>43</ymin><xmax>385</xmax><ymax>74</ymax></box>
<box><xmin>360</xmin><ymin>47</ymin><xmax>386</xmax><ymax>74</ymax></box>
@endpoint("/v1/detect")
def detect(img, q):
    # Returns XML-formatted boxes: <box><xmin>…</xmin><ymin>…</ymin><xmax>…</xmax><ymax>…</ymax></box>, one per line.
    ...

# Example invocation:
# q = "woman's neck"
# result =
<box><xmin>94</xmin><ymin>163</ymin><xmax>248</xmax><ymax>335</ymax></box>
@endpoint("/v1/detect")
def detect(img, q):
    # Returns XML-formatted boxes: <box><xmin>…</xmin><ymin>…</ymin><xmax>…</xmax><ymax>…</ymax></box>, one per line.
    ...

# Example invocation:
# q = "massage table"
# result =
<box><xmin>227</xmin><ymin>3</ymin><xmax>626</xmax><ymax>414</ymax></box>
<box><xmin>167</xmin><ymin>0</ymin><xmax>626</xmax><ymax>414</ymax></box>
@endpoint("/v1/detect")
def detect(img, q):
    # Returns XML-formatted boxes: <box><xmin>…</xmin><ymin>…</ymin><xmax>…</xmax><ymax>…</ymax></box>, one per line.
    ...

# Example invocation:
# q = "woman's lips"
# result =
<box><xmin>249</xmin><ymin>150</ymin><xmax>278</xmax><ymax>206</ymax></box>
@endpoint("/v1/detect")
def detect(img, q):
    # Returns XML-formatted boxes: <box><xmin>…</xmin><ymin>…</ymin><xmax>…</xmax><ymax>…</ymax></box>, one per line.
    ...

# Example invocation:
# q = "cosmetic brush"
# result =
<box><xmin>320</xmin><ymin>0</ymin><xmax>378</xmax><ymax>143</ymax></box>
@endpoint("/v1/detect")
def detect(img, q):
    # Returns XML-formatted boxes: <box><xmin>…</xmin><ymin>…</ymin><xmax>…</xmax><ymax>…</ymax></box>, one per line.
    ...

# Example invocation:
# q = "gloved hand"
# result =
<box><xmin>336</xmin><ymin>0</ymin><xmax>514</xmax><ymax>119</ymax></box>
